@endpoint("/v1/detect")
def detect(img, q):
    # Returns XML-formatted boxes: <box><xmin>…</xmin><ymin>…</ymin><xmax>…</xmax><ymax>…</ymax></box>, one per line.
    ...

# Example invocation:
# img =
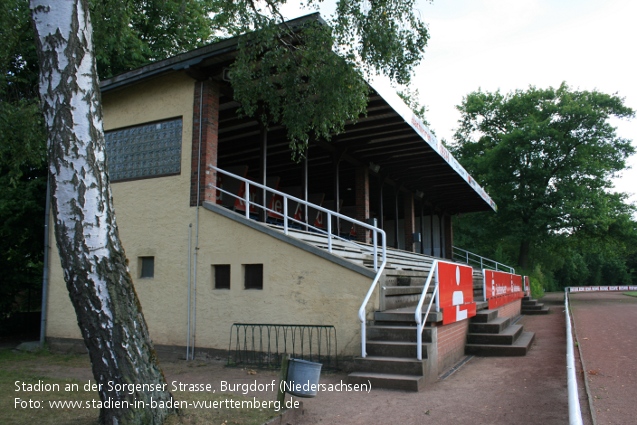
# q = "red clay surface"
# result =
<box><xmin>293</xmin><ymin>292</ymin><xmax>576</xmax><ymax>425</ymax></box>
<box><xmin>570</xmin><ymin>292</ymin><xmax>637</xmax><ymax>425</ymax></box>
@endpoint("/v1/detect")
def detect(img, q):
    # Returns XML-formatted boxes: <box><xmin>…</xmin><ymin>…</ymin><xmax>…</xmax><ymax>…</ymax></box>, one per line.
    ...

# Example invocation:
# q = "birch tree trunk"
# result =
<box><xmin>31</xmin><ymin>1</ymin><xmax>174</xmax><ymax>423</ymax></box>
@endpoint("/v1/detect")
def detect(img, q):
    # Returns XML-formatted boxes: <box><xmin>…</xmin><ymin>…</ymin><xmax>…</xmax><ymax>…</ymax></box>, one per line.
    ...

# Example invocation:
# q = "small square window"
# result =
<box><xmin>140</xmin><ymin>256</ymin><xmax>154</xmax><ymax>278</ymax></box>
<box><xmin>213</xmin><ymin>265</ymin><xmax>230</xmax><ymax>289</ymax></box>
<box><xmin>244</xmin><ymin>264</ymin><xmax>263</xmax><ymax>290</ymax></box>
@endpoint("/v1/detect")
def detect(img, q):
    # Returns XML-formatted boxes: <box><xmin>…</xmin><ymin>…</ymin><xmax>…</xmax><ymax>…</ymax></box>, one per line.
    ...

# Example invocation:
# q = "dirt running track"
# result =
<box><xmin>294</xmin><ymin>293</ymin><xmax>579</xmax><ymax>425</ymax></box>
<box><xmin>166</xmin><ymin>293</ymin><xmax>586</xmax><ymax>424</ymax></box>
<box><xmin>570</xmin><ymin>292</ymin><xmax>637</xmax><ymax>425</ymax></box>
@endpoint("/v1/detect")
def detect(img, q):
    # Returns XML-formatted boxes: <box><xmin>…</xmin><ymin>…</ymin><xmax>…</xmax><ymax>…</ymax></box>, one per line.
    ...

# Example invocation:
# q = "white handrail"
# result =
<box><xmin>414</xmin><ymin>259</ymin><xmax>441</xmax><ymax>360</ymax></box>
<box><xmin>452</xmin><ymin>246</ymin><xmax>515</xmax><ymax>274</ymax></box>
<box><xmin>210</xmin><ymin>166</ymin><xmax>390</xmax><ymax>359</ymax></box>
<box><xmin>565</xmin><ymin>289</ymin><xmax>584</xmax><ymax>425</ymax></box>
<box><xmin>357</xmin><ymin>236</ymin><xmax>387</xmax><ymax>358</ymax></box>
<box><xmin>210</xmin><ymin>165</ymin><xmax>386</xmax><ymax>271</ymax></box>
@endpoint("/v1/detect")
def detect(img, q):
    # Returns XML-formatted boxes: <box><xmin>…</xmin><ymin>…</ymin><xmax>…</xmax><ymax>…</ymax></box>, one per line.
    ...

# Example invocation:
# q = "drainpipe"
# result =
<box><xmin>40</xmin><ymin>174</ymin><xmax>51</xmax><ymax>347</ymax></box>
<box><xmin>186</xmin><ymin>223</ymin><xmax>192</xmax><ymax>360</ymax></box>
<box><xmin>191</xmin><ymin>82</ymin><xmax>204</xmax><ymax>360</ymax></box>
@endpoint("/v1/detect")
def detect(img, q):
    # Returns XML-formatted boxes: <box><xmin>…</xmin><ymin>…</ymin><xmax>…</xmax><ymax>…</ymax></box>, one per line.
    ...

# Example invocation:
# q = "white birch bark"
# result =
<box><xmin>30</xmin><ymin>1</ymin><xmax>174</xmax><ymax>423</ymax></box>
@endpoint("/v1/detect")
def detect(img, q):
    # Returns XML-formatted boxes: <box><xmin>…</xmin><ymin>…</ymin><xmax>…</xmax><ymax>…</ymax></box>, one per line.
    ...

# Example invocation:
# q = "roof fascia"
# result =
<box><xmin>366</xmin><ymin>76</ymin><xmax>498</xmax><ymax>213</ymax></box>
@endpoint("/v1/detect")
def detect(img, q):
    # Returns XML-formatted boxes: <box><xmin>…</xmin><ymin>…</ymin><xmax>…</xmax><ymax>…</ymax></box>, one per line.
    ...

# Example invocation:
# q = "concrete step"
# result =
<box><xmin>475</xmin><ymin>300</ymin><xmax>489</xmax><ymax>311</ymax></box>
<box><xmin>374</xmin><ymin>308</ymin><xmax>443</xmax><ymax>325</ymax></box>
<box><xmin>522</xmin><ymin>306</ymin><xmax>549</xmax><ymax>315</ymax></box>
<box><xmin>367</xmin><ymin>325</ymin><xmax>432</xmax><ymax>342</ymax></box>
<box><xmin>469</xmin><ymin>316</ymin><xmax>511</xmax><ymax>334</ymax></box>
<box><xmin>366</xmin><ymin>340</ymin><xmax>430</xmax><ymax>358</ymax></box>
<box><xmin>353</xmin><ymin>356</ymin><xmax>426</xmax><ymax>375</ymax></box>
<box><xmin>465</xmin><ymin>331</ymin><xmax>535</xmax><ymax>356</ymax></box>
<box><xmin>521</xmin><ymin>303</ymin><xmax>546</xmax><ymax>311</ymax></box>
<box><xmin>471</xmin><ymin>309</ymin><xmax>499</xmax><ymax>323</ymax></box>
<box><xmin>466</xmin><ymin>324</ymin><xmax>523</xmax><ymax>345</ymax></box>
<box><xmin>381</xmin><ymin>287</ymin><xmax>434</xmax><ymax>311</ymax></box>
<box><xmin>348</xmin><ymin>371</ymin><xmax>425</xmax><ymax>392</ymax></box>
<box><xmin>383</xmin><ymin>286</ymin><xmax>429</xmax><ymax>296</ymax></box>
<box><xmin>522</xmin><ymin>299</ymin><xmax>538</xmax><ymax>306</ymax></box>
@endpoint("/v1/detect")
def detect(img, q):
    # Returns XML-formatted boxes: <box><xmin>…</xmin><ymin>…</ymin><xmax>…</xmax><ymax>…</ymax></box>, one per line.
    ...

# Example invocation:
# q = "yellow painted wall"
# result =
<box><xmin>195</xmin><ymin>210</ymin><xmax>376</xmax><ymax>356</ymax></box>
<box><xmin>46</xmin><ymin>71</ymin><xmax>377</xmax><ymax>356</ymax></box>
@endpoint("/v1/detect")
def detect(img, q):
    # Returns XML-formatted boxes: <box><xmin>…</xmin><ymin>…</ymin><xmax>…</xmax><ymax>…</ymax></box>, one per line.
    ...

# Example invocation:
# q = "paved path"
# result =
<box><xmin>570</xmin><ymin>292</ymin><xmax>637</xmax><ymax>425</ymax></box>
<box><xmin>295</xmin><ymin>293</ymin><xmax>574</xmax><ymax>425</ymax></box>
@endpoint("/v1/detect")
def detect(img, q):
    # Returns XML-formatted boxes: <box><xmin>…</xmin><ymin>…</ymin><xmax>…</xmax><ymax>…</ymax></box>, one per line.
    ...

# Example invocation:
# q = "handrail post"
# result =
<box><xmin>327</xmin><ymin>212</ymin><xmax>332</xmax><ymax>253</ymax></box>
<box><xmin>416</xmin><ymin>321</ymin><xmax>422</xmax><ymax>360</ymax></box>
<box><xmin>373</xmin><ymin>229</ymin><xmax>378</xmax><ymax>271</ymax></box>
<box><xmin>283</xmin><ymin>197</ymin><xmax>288</xmax><ymax>235</ymax></box>
<box><xmin>244</xmin><ymin>182</ymin><xmax>250</xmax><ymax>218</ymax></box>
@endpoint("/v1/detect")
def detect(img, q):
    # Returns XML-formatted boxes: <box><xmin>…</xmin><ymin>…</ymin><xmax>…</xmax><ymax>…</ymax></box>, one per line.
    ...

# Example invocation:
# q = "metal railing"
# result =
<box><xmin>452</xmin><ymin>246</ymin><xmax>515</xmax><ymax>274</ymax></box>
<box><xmin>564</xmin><ymin>289</ymin><xmax>583</xmax><ymax>425</ymax></box>
<box><xmin>415</xmin><ymin>260</ymin><xmax>441</xmax><ymax>360</ymax></box>
<box><xmin>211</xmin><ymin>166</ymin><xmax>386</xmax><ymax>272</ymax></box>
<box><xmin>227</xmin><ymin>323</ymin><xmax>338</xmax><ymax>369</ymax></box>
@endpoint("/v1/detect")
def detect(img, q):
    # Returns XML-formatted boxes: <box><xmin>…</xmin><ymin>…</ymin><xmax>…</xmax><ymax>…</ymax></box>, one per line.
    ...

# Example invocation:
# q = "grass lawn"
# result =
<box><xmin>623</xmin><ymin>291</ymin><xmax>637</xmax><ymax>297</ymax></box>
<box><xmin>1</xmin><ymin>348</ymin><xmax>280</xmax><ymax>425</ymax></box>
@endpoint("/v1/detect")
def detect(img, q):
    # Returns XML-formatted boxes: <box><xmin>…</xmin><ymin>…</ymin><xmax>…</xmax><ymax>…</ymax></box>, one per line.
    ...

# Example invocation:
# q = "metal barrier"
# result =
<box><xmin>564</xmin><ymin>290</ymin><xmax>583</xmax><ymax>425</ymax></box>
<box><xmin>564</xmin><ymin>285</ymin><xmax>637</xmax><ymax>424</ymax></box>
<box><xmin>452</xmin><ymin>246</ymin><xmax>515</xmax><ymax>273</ymax></box>
<box><xmin>357</xmin><ymin>251</ymin><xmax>387</xmax><ymax>358</ymax></box>
<box><xmin>211</xmin><ymin>165</ymin><xmax>386</xmax><ymax>272</ymax></box>
<box><xmin>227</xmin><ymin>323</ymin><xmax>338</xmax><ymax>369</ymax></box>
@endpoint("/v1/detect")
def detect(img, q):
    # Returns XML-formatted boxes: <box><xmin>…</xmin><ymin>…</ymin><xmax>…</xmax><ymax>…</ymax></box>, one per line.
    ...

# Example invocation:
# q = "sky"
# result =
<box><xmin>281</xmin><ymin>0</ymin><xmax>637</xmax><ymax>204</ymax></box>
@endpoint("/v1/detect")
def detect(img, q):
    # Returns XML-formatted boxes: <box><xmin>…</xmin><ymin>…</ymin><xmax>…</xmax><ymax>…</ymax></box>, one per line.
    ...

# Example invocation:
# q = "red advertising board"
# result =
<box><xmin>437</xmin><ymin>262</ymin><xmax>476</xmax><ymax>325</ymax></box>
<box><xmin>483</xmin><ymin>270</ymin><xmax>523</xmax><ymax>309</ymax></box>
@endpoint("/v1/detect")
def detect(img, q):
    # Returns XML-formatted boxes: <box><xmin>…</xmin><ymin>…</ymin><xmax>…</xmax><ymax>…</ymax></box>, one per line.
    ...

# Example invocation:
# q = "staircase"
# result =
<box><xmin>521</xmin><ymin>296</ymin><xmax>549</xmax><ymax>315</ymax></box>
<box><xmin>348</xmin><ymin>271</ymin><xmax>442</xmax><ymax>391</ymax></box>
<box><xmin>465</xmin><ymin>309</ymin><xmax>535</xmax><ymax>356</ymax></box>
<box><xmin>268</xmin><ymin>227</ymin><xmax>442</xmax><ymax>390</ymax></box>
<box><xmin>347</xmin><ymin>309</ymin><xmax>434</xmax><ymax>391</ymax></box>
<box><xmin>267</xmin><ymin>225</ymin><xmax>536</xmax><ymax>389</ymax></box>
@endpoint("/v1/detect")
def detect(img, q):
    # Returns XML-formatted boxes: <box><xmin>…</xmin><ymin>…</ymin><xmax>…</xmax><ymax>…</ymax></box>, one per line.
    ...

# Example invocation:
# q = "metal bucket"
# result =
<box><xmin>286</xmin><ymin>358</ymin><xmax>322</xmax><ymax>398</ymax></box>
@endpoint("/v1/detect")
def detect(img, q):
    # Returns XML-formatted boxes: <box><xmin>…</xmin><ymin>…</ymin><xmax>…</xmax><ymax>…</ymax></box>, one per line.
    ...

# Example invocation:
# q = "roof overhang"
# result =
<box><xmin>100</xmin><ymin>13</ymin><xmax>497</xmax><ymax>215</ymax></box>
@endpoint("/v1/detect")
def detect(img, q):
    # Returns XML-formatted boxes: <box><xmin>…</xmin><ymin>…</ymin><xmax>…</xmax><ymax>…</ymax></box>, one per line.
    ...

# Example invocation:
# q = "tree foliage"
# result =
<box><xmin>451</xmin><ymin>83</ymin><xmax>636</xmax><ymax>285</ymax></box>
<box><xmin>90</xmin><ymin>0</ymin><xmax>224</xmax><ymax>79</ymax></box>
<box><xmin>0</xmin><ymin>0</ymin><xmax>47</xmax><ymax>324</ymax></box>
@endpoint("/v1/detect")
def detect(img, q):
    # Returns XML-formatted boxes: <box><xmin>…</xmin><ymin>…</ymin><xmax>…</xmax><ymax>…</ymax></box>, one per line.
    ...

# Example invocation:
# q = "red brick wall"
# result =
<box><xmin>495</xmin><ymin>299</ymin><xmax>521</xmax><ymax>319</ymax></box>
<box><xmin>435</xmin><ymin>299</ymin><xmax>521</xmax><ymax>374</ymax></box>
<box><xmin>436</xmin><ymin>319</ymin><xmax>469</xmax><ymax>373</ymax></box>
<box><xmin>190</xmin><ymin>80</ymin><xmax>220</xmax><ymax>206</ymax></box>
